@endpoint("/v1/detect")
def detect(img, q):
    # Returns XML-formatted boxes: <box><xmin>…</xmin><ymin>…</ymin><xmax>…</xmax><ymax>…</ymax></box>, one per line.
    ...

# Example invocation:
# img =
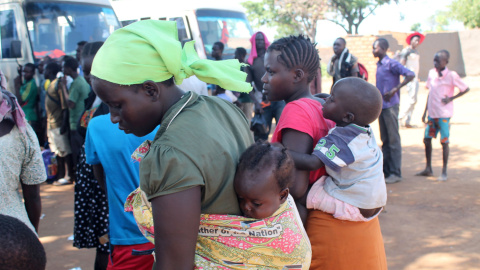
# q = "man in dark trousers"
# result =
<box><xmin>372</xmin><ymin>38</ymin><xmax>415</xmax><ymax>184</ymax></box>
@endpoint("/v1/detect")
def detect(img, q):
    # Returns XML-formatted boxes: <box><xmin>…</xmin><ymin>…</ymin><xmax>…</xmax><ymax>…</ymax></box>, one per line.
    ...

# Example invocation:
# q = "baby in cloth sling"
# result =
<box><xmin>125</xmin><ymin>141</ymin><xmax>311</xmax><ymax>269</ymax></box>
<box><xmin>289</xmin><ymin>77</ymin><xmax>387</xmax><ymax>221</ymax></box>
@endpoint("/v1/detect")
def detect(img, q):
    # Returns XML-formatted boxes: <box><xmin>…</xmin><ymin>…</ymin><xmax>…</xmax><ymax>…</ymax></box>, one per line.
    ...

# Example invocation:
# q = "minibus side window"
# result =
<box><xmin>0</xmin><ymin>9</ymin><xmax>19</xmax><ymax>59</ymax></box>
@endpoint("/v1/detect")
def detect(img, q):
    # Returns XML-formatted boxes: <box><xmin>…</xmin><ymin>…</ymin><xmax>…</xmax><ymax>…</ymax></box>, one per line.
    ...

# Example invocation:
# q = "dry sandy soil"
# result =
<box><xmin>37</xmin><ymin>76</ymin><xmax>480</xmax><ymax>270</ymax></box>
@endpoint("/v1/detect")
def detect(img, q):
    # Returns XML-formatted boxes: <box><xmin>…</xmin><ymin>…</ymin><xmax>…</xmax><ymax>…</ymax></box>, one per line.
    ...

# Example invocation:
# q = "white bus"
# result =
<box><xmin>111</xmin><ymin>1</ymin><xmax>254</xmax><ymax>60</ymax></box>
<box><xmin>0</xmin><ymin>0</ymin><xmax>121</xmax><ymax>91</ymax></box>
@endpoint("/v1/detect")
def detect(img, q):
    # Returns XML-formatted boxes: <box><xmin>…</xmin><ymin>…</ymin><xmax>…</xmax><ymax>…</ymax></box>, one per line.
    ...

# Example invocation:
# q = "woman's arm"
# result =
<box><xmin>151</xmin><ymin>186</ymin><xmax>201</xmax><ymax>270</ymax></box>
<box><xmin>281</xmin><ymin>128</ymin><xmax>314</xmax><ymax>200</ymax></box>
<box><xmin>21</xmin><ymin>183</ymin><xmax>42</xmax><ymax>233</ymax></box>
<box><xmin>282</xmin><ymin>129</ymin><xmax>315</xmax><ymax>223</ymax></box>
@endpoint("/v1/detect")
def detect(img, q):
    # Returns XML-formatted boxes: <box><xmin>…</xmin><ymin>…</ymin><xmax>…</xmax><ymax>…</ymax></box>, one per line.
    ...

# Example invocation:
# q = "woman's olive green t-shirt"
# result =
<box><xmin>140</xmin><ymin>91</ymin><xmax>254</xmax><ymax>215</ymax></box>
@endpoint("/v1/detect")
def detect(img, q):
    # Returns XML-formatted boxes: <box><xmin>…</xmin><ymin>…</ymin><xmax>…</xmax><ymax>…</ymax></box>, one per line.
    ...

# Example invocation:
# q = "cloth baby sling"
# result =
<box><xmin>125</xmin><ymin>187</ymin><xmax>312</xmax><ymax>269</ymax></box>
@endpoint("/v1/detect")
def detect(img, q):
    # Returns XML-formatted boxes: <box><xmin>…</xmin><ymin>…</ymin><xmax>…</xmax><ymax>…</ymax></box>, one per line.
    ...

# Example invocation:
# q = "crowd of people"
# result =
<box><xmin>0</xmin><ymin>19</ymin><xmax>471</xmax><ymax>270</ymax></box>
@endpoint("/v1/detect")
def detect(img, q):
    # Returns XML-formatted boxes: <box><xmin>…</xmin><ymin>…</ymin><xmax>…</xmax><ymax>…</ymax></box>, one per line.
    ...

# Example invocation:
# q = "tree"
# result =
<box><xmin>449</xmin><ymin>0</ymin><xmax>480</xmax><ymax>29</ymax></box>
<box><xmin>276</xmin><ymin>0</ymin><xmax>329</xmax><ymax>43</ymax></box>
<box><xmin>327</xmin><ymin>0</ymin><xmax>399</xmax><ymax>34</ymax></box>
<box><xmin>242</xmin><ymin>0</ymin><xmax>299</xmax><ymax>39</ymax></box>
<box><xmin>410</xmin><ymin>23</ymin><xmax>422</xmax><ymax>32</ymax></box>
<box><xmin>241</xmin><ymin>0</ymin><xmax>328</xmax><ymax>43</ymax></box>
<box><xmin>426</xmin><ymin>10</ymin><xmax>450</xmax><ymax>32</ymax></box>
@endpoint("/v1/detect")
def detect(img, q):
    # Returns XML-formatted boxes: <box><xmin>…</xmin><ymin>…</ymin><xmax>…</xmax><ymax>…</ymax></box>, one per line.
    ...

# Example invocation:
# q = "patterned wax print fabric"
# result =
<box><xmin>0</xmin><ymin>124</ymin><xmax>46</xmax><ymax>233</ymax></box>
<box><xmin>425</xmin><ymin>117</ymin><xmax>450</xmax><ymax>143</ymax></box>
<box><xmin>73</xmin><ymin>145</ymin><xmax>109</xmax><ymax>252</ymax></box>
<box><xmin>312</xmin><ymin>124</ymin><xmax>386</xmax><ymax>209</ymax></box>
<box><xmin>125</xmin><ymin>189</ymin><xmax>311</xmax><ymax>269</ymax></box>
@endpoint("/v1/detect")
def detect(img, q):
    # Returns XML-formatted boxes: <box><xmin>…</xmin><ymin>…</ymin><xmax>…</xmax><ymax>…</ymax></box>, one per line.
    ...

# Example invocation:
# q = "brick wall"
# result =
<box><xmin>344</xmin><ymin>35</ymin><xmax>379</xmax><ymax>85</ymax></box>
<box><xmin>318</xmin><ymin>30</ymin><xmax>478</xmax><ymax>87</ymax></box>
<box><xmin>318</xmin><ymin>35</ymin><xmax>391</xmax><ymax>86</ymax></box>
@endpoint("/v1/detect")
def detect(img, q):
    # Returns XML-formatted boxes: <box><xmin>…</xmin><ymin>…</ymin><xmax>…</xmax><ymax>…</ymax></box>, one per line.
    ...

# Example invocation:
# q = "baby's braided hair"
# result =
<box><xmin>237</xmin><ymin>141</ymin><xmax>294</xmax><ymax>190</ymax></box>
<box><xmin>267</xmin><ymin>35</ymin><xmax>320</xmax><ymax>83</ymax></box>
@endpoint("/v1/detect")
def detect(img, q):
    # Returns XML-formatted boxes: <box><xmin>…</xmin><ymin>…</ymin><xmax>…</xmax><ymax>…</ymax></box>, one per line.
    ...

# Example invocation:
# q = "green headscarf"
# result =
<box><xmin>91</xmin><ymin>20</ymin><xmax>252</xmax><ymax>93</ymax></box>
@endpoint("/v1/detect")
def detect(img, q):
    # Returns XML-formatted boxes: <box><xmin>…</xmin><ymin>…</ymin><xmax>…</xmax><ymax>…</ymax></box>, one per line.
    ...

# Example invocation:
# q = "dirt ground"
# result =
<box><xmin>37</xmin><ymin>76</ymin><xmax>480</xmax><ymax>270</ymax></box>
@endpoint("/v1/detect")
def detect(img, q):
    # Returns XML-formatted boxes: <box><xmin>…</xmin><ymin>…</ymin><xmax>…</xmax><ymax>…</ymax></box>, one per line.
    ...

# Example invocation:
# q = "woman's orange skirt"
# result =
<box><xmin>306</xmin><ymin>210</ymin><xmax>387</xmax><ymax>270</ymax></box>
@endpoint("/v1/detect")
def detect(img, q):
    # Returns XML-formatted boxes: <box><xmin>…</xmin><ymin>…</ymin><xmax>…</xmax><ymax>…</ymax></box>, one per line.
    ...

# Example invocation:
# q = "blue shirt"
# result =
<box><xmin>85</xmin><ymin>114</ymin><xmax>159</xmax><ymax>245</ymax></box>
<box><xmin>375</xmin><ymin>55</ymin><xmax>415</xmax><ymax>109</ymax></box>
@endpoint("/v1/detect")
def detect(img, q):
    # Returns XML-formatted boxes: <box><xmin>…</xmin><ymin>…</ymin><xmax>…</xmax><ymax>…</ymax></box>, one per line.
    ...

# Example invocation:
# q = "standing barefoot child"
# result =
<box><xmin>288</xmin><ymin>77</ymin><xmax>387</xmax><ymax>221</ymax></box>
<box><xmin>416</xmin><ymin>50</ymin><xmax>469</xmax><ymax>181</ymax></box>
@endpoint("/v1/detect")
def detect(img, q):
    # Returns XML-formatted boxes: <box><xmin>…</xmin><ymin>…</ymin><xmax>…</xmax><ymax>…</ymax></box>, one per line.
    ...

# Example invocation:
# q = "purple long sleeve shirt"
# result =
<box><xmin>376</xmin><ymin>55</ymin><xmax>415</xmax><ymax>109</ymax></box>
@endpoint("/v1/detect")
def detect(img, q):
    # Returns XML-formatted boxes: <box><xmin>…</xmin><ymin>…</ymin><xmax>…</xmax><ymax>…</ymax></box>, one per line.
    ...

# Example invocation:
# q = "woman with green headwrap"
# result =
<box><xmin>90</xmin><ymin>20</ymin><xmax>254</xmax><ymax>269</ymax></box>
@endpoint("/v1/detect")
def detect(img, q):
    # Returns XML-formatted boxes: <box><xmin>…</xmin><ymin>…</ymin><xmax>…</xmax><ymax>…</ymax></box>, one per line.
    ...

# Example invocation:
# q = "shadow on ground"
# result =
<box><xmin>380</xmin><ymin>144</ymin><xmax>480</xmax><ymax>270</ymax></box>
<box><xmin>38</xmin><ymin>184</ymin><xmax>96</xmax><ymax>270</ymax></box>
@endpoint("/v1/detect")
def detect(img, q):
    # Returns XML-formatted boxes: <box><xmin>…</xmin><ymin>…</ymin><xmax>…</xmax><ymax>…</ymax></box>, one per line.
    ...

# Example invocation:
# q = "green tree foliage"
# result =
<box><xmin>449</xmin><ymin>0</ymin><xmax>480</xmax><ymax>28</ymax></box>
<box><xmin>242</xmin><ymin>0</ymin><xmax>299</xmax><ymax>39</ymax></box>
<box><xmin>410</xmin><ymin>22</ymin><xmax>422</xmax><ymax>32</ymax></box>
<box><xmin>327</xmin><ymin>0</ymin><xmax>399</xmax><ymax>34</ymax></box>
<box><xmin>426</xmin><ymin>10</ymin><xmax>450</xmax><ymax>32</ymax></box>
<box><xmin>241</xmin><ymin>0</ymin><xmax>328</xmax><ymax>42</ymax></box>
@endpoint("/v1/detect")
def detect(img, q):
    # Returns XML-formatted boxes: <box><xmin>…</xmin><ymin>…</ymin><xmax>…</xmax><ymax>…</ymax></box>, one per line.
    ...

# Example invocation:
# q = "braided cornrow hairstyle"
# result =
<box><xmin>237</xmin><ymin>141</ymin><xmax>294</xmax><ymax>190</ymax></box>
<box><xmin>267</xmin><ymin>35</ymin><xmax>320</xmax><ymax>83</ymax></box>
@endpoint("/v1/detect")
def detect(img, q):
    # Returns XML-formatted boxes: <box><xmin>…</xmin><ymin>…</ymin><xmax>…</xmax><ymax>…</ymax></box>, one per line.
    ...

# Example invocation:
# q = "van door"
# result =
<box><xmin>0</xmin><ymin>3</ymin><xmax>33</xmax><ymax>92</ymax></box>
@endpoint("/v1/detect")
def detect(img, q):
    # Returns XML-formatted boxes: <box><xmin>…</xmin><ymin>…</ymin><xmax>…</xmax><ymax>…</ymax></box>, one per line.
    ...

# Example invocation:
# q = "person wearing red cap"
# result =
<box><xmin>398</xmin><ymin>32</ymin><xmax>425</xmax><ymax>128</ymax></box>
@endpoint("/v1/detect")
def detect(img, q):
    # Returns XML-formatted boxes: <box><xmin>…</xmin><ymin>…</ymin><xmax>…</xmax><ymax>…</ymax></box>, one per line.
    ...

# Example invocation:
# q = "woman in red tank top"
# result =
<box><xmin>262</xmin><ymin>35</ymin><xmax>387</xmax><ymax>270</ymax></box>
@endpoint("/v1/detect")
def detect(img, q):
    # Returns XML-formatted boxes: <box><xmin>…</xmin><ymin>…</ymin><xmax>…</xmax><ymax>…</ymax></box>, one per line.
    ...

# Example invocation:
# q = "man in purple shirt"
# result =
<box><xmin>373</xmin><ymin>38</ymin><xmax>415</xmax><ymax>184</ymax></box>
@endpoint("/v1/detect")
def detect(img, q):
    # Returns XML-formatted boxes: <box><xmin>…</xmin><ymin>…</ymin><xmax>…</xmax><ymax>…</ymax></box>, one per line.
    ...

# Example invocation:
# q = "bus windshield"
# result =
<box><xmin>196</xmin><ymin>9</ymin><xmax>252</xmax><ymax>59</ymax></box>
<box><xmin>25</xmin><ymin>2</ymin><xmax>120</xmax><ymax>59</ymax></box>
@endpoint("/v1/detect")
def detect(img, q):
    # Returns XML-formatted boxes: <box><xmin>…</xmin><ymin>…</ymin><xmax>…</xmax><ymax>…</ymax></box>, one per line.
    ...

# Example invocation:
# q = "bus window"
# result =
<box><xmin>196</xmin><ymin>9</ymin><xmax>252</xmax><ymax>59</ymax></box>
<box><xmin>0</xmin><ymin>9</ymin><xmax>19</xmax><ymax>59</ymax></box>
<box><xmin>25</xmin><ymin>2</ymin><xmax>120</xmax><ymax>60</ymax></box>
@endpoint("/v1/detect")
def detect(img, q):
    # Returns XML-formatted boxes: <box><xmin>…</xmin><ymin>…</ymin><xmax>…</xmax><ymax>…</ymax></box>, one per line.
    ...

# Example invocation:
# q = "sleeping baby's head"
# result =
<box><xmin>234</xmin><ymin>141</ymin><xmax>294</xmax><ymax>219</ymax></box>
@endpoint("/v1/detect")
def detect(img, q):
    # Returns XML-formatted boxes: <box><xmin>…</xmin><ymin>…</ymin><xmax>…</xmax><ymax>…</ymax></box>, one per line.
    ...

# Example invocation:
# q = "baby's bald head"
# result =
<box><xmin>329</xmin><ymin>78</ymin><xmax>382</xmax><ymax>126</ymax></box>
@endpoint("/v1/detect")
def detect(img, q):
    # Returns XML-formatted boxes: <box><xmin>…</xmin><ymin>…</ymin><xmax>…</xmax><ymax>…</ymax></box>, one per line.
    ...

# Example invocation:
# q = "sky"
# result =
<box><xmin>236</xmin><ymin>0</ymin><xmax>464</xmax><ymax>46</ymax></box>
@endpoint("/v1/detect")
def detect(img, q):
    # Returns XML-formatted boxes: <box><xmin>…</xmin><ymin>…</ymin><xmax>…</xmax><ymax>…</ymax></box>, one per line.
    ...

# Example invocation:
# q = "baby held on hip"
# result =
<box><xmin>289</xmin><ymin>77</ymin><xmax>387</xmax><ymax>222</ymax></box>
